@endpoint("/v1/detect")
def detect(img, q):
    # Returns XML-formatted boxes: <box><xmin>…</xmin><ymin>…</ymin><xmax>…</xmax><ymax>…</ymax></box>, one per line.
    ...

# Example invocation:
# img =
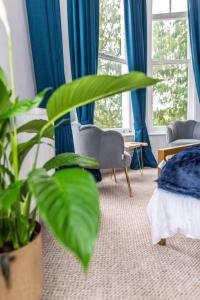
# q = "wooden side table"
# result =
<box><xmin>124</xmin><ymin>142</ymin><xmax>148</xmax><ymax>174</ymax></box>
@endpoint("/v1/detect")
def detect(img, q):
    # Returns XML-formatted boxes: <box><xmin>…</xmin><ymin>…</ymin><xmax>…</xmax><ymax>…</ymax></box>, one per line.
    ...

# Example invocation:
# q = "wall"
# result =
<box><xmin>0</xmin><ymin>0</ymin><xmax>35</xmax><ymax>98</ymax></box>
<box><xmin>0</xmin><ymin>0</ymin><xmax>54</xmax><ymax>178</ymax></box>
<box><xmin>0</xmin><ymin>0</ymin><xmax>73</xmax><ymax>98</ymax></box>
<box><xmin>59</xmin><ymin>0</ymin><xmax>76</xmax><ymax>121</ymax></box>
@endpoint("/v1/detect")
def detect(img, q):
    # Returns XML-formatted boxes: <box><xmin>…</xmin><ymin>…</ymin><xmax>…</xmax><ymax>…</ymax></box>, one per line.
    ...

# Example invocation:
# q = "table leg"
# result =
<box><xmin>158</xmin><ymin>239</ymin><xmax>166</xmax><ymax>246</ymax></box>
<box><xmin>140</xmin><ymin>147</ymin><xmax>144</xmax><ymax>175</ymax></box>
<box><xmin>136</xmin><ymin>148</ymin><xmax>142</xmax><ymax>175</ymax></box>
<box><xmin>112</xmin><ymin>168</ymin><xmax>117</xmax><ymax>183</ymax></box>
<box><xmin>124</xmin><ymin>168</ymin><xmax>133</xmax><ymax>198</ymax></box>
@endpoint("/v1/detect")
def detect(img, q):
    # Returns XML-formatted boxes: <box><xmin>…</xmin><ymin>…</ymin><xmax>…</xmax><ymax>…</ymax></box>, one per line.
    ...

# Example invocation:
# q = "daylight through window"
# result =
<box><xmin>95</xmin><ymin>0</ymin><xmax>192</xmax><ymax>132</ymax></box>
<box><xmin>94</xmin><ymin>0</ymin><xmax>130</xmax><ymax>131</ymax></box>
<box><xmin>150</xmin><ymin>0</ymin><xmax>190</xmax><ymax>127</ymax></box>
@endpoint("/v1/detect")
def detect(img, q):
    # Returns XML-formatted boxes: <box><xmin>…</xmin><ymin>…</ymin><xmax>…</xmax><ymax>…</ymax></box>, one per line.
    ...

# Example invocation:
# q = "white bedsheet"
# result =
<box><xmin>147</xmin><ymin>188</ymin><xmax>200</xmax><ymax>244</ymax></box>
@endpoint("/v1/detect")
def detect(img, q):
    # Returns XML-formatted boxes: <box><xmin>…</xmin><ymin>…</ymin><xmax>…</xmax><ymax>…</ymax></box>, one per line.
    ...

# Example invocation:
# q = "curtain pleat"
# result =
<box><xmin>67</xmin><ymin>0</ymin><xmax>102</xmax><ymax>181</ymax></box>
<box><xmin>124</xmin><ymin>0</ymin><xmax>157</xmax><ymax>169</ymax></box>
<box><xmin>188</xmin><ymin>0</ymin><xmax>200</xmax><ymax>102</ymax></box>
<box><xmin>26</xmin><ymin>0</ymin><xmax>74</xmax><ymax>154</ymax></box>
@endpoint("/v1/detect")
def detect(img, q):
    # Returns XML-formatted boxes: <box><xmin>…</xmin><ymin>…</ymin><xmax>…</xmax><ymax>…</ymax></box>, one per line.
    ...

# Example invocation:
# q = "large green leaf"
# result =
<box><xmin>0</xmin><ymin>181</ymin><xmax>23</xmax><ymax>210</ymax></box>
<box><xmin>43</xmin><ymin>153</ymin><xmax>99</xmax><ymax>171</ymax></box>
<box><xmin>28</xmin><ymin>168</ymin><xmax>99</xmax><ymax>268</ymax></box>
<box><xmin>11</xmin><ymin>125</ymin><xmax>54</xmax><ymax>167</ymax></box>
<box><xmin>0</xmin><ymin>119</ymin><xmax>9</xmax><ymax>142</ymax></box>
<box><xmin>0</xmin><ymin>67</ymin><xmax>8</xmax><ymax>88</ymax></box>
<box><xmin>10</xmin><ymin>120</ymin><xmax>54</xmax><ymax>166</ymax></box>
<box><xmin>16</xmin><ymin>136</ymin><xmax>51</xmax><ymax>167</ymax></box>
<box><xmin>46</xmin><ymin>72</ymin><xmax>159</xmax><ymax>123</ymax></box>
<box><xmin>0</xmin><ymin>89</ymin><xmax>48</xmax><ymax>120</ymax></box>
<box><xmin>17</xmin><ymin>136</ymin><xmax>39</xmax><ymax>166</ymax></box>
<box><xmin>0</xmin><ymin>79</ymin><xmax>9</xmax><ymax>114</ymax></box>
<box><xmin>17</xmin><ymin>119</ymin><xmax>54</xmax><ymax>139</ymax></box>
<box><xmin>0</xmin><ymin>164</ymin><xmax>14</xmax><ymax>181</ymax></box>
<box><xmin>10</xmin><ymin>135</ymin><xmax>40</xmax><ymax>167</ymax></box>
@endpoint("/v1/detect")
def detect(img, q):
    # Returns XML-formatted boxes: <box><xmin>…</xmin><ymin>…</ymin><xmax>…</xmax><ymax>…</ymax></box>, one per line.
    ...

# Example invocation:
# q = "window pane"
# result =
<box><xmin>152</xmin><ymin>19</ymin><xmax>188</xmax><ymax>60</ymax></box>
<box><xmin>152</xmin><ymin>64</ymin><xmax>188</xmax><ymax>126</ymax></box>
<box><xmin>153</xmin><ymin>0</ymin><xmax>170</xmax><ymax>14</ymax></box>
<box><xmin>94</xmin><ymin>58</ymin><xmax>123</xmax><ymax>128</ymax></box>
<box><xmin>171</xmin><ymin>0</ymin><xmax>187</xmax><ymax>12</ymax></box>
<box><xmin>99</xmin><ymin>0</ymin><xmax>122</xmax><ymax>57</ymax></box>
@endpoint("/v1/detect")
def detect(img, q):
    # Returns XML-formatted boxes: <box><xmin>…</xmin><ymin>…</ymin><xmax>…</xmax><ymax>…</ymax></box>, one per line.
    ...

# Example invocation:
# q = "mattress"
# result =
<box><xmin>147</xmin><ymin>188</ymin><xmax>200</xmax><ymax>244</ymax></box>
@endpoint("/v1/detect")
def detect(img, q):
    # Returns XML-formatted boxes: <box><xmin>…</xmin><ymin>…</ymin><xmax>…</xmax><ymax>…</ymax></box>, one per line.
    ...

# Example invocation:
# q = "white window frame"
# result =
<box><xmin>98</xmin><ymin>53</ymin><xmax>133</xmax><ymax>133</ymax></box>
<box><xmin>147</xmin><ymin>0</ymin><xmax>195</xmax><ymax>134</ymax></box>
<box><xmin>96</xmin><ymin>0</ymin><xmax>133</xmax><ymax>133</ymax></box>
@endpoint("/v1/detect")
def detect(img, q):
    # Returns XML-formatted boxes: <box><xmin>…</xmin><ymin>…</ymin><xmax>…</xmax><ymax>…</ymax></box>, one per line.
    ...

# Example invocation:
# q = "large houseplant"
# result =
<box><xmin>0</xmin><ymin>1</ymin><xmax>159</xmax><ymax>299</ymax></box>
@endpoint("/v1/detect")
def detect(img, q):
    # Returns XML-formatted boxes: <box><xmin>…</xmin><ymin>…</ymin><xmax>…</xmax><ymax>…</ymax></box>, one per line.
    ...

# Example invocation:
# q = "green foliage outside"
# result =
<box><xmin>95</xmin><ymin>59</ymin><xmax>123</xmax><ymax>128</ymax></box>
<box><xmin>94</xmin><ymin>0</ymin><xmax>123</xmax><ymax>128</ymax></box>
<box><xmin>152</xmin><ymin>19</ymin><xmax>188</xmax><ymax>126</ymax></box>
<box><xmin>95</xmin><ymin>1</ymin><xmax>188</xmax><ymax>128</ymax></box>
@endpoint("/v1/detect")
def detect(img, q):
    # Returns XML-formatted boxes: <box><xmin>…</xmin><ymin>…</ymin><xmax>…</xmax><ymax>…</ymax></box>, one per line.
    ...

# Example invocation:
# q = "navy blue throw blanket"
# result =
<box><xmin>157</xmin><ymin>145</ymin><xmax>200</xmax><ymax>199</ymax></box>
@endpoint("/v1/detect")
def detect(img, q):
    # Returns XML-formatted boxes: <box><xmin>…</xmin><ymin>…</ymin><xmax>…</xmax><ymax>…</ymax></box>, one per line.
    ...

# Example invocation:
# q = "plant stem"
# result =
<box><xmin>32</xmin><ymin>135</ymin><xmax>41</xmax><ymax>170</ymax></box>
<box><xmin>8</xmin><ymin>33</ymin><xmax>19</xmax><ymax>182</ymax></box>
<box><xmin>23</xmin><ymin>193</ymin><xmax>31</xmax><ymax>218</ymax></box>
<box><xmin>8</xmin><ymin>34</ymin><xmax>16</xmax><ymax>104</ymax></box>
<box><xmin>8</xmin><ymin>32</ymin><xmax>21</xmax><ymax>228</ymax></box>
<box><xmin>35</xmin><ymin>123</ymin><xmax>53</xmax><ymax>169</ymax></box>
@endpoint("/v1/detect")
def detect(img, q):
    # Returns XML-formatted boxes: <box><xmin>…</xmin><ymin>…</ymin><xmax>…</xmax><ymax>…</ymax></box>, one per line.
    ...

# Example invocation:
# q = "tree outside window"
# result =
<box><xmin>95</xmin><ymin>0</ymin><xmax>191</xmax><ymax>130</ymax></box>
<box><xmin>150</xmin><ymin>0</ymin><xmax>190</xmax><ymax>127</ymax></box>
<box><xmin>94</xmin><ymin>0</ymin><xmax>128</xmax><ymax>129</ymax></box>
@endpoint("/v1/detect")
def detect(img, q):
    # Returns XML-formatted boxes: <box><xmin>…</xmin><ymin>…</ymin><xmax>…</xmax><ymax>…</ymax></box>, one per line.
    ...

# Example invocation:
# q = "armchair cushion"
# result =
<box><xmin>99</xmin><ymin>130</ymin><xmax>125</xmax><ymax>169</ymax></box>
<box><xmin>174</xmin><ymin>120</ymin><xmax>196</xmax><ymax>139</ymax></box>
<box><xmin>123</xmin><ymin>151</ymin><xmax>132</xmax><ymax>168</ymax></box>
<box><xmin>71</xmin><ymin>122</ymin><xmax>131</xmax><ymax>170</ymax></box>
<box><xmin>166</xmin><ymin>125</ymin><xmax>176</xmax><ymax>143</ymax></box>
<box><xmin>170</xmin><ymin>139</ymin><xmax>200</xmax><ymax>147</ymax></box>
<box><xmin>167</xmin><ymin>120</ymin><xmax>200</xmax><ymax>146</ymax></box>
<box><xmin>193</xmin><ymin>122</ymin><xmax>200</xmax><ymax>139</ymax></box>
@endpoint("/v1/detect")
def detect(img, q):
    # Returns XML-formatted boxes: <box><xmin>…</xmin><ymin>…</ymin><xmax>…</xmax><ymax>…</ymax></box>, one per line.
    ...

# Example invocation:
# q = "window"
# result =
<box><xmin>148</xmin><ymin>0</ymin><xmax>193</xmax><ymax>129</ymax></box>
<box><xmin>94</xmin><ymin>0</ymin><xmax>131</xmax><ymax>131</ymax></box>
<box><xmin>95</xmin><ymin>0</ymin><xmax>194</xmax><ymax>132</ymax></box>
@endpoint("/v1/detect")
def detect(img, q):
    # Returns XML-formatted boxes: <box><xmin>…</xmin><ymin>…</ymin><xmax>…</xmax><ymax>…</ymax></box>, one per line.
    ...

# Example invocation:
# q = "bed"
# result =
<box><xmin>147</xmin><ymin>142</ymin><xmax>200</xmax><ymax>246</ymax></box>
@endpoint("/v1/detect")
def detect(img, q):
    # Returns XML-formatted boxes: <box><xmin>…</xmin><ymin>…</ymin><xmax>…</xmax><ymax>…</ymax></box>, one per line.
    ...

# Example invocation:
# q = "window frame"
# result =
<box><xmin>147</xmin><ymin>0</ymin><xmax>195</xmax><ymax>134</ymax></box>
<box><xmin>97</xmin><ymin>53</ymin><xmax>133</xmax><ymax>133</ymax></box>
<box><xmin>95</xmin><ymin>0</ymin><xmax>133</xmax><ymax>133</ymax></box>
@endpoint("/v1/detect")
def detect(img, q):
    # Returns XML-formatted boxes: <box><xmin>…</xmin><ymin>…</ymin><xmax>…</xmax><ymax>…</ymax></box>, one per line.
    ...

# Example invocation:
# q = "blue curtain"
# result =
<box><xmin>188</xmin><ymin>0</ymin><xmax>200</xmax><ymax>102</ymax></box>
<box><xmin>124</xmin><ymin>0</ymin><xmax>157</xmax><ymax>169</ymax></box>
<box><xmin>67</xmin><ymin>0</ymin><xmax>101</xmax><ymax>181</ymax></box>
<box><xmin>26</xmin><ymin>0</ymin><xmax>74</xmax><ymax>154</ymax></box>
<box><xmin>67</xmin><ymin>0</ymin><xmax>99</xmax><ymax>124</ymax></box>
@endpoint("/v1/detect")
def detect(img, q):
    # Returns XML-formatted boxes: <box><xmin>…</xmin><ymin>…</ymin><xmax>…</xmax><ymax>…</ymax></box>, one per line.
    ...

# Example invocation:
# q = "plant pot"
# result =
<box><xmin>0</xmin><ymin>222</ymin><xmax>43</xmax><ymax>300</ymax></box>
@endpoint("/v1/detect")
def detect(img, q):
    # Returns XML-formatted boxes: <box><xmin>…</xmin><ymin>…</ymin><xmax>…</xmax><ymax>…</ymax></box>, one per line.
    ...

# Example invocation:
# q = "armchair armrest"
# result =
<box><xmin>166</xmin><ymin>125</ymin><xmax>176</xmax><ymax>143</ymax></box>
<box><xmin>157</xmin><ymin>142</ymin><xmax>200</xmax><ymax>174</ymax></box>
<box><xmin>101</xmin><ymin>130</ymin><xmax>124</xmax><ymax>156</ymax></box>
<box><xmin>99</xmin><ymin>130</ymin><xmax>125</xmax><ymax>169</ymax></box>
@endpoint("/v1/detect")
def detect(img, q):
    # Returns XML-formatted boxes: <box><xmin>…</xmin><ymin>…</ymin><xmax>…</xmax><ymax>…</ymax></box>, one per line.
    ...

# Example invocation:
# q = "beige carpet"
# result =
<box><xmin>41</xmin><ymin>169</ymin><xmax>200</xmax><ymax>300</ymax></box>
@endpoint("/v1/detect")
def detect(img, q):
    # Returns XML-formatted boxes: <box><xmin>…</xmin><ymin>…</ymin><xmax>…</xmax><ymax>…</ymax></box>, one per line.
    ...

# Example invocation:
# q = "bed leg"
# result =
<box><xmin>158</xmin><ymin>239</ymin><xmax>166</xmax><ymax>246</ymax></box>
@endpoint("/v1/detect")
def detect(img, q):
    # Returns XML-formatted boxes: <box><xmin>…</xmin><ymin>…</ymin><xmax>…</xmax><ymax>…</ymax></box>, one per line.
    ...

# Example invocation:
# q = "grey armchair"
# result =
<box><xmin>167</xmin><ymin>120</ymin><xmax>200</xmax><ymax>146</ymax></box>
<box><xmin>71</xmin><ymin>122</ymin><xmax>132</xmax><ymax>197</ymax></box>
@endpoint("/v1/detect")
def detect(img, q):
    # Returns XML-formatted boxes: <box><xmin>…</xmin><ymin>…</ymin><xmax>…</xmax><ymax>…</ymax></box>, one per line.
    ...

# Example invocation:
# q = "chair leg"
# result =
<box><xmin>158</xmin><ymin>239</ymin><xmax>166</xmax><ymax>246</ymax></box>
<box><xmin>112</xmin><ymin>168</ymin><xmax>117</xmax><ymax>183</ymax></box>
<box><xmin>124</xmin><ymin>168</ymin><xmax>133</xmax><ymax>197</ymax></box>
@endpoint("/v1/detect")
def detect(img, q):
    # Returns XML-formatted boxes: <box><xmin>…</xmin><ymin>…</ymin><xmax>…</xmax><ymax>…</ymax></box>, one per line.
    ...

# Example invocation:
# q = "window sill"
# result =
<box><xmin>148</xmin><ymin>132</ymin><xmax>166</xmax><ymax>136</ymax></box>
<box><xmin>100</xmin><ymin>128</ymin><xmax>166</xmax><ymax>137</ymax></box>
<box><xmin>122</xmin><ymin>131</ymin><xmax>166</xmax><ymax>137</ymax></box>
<box><xmin>122</xmin><ymin>132</ymin><xmax>134</xmax><ymax>137</ymax></box>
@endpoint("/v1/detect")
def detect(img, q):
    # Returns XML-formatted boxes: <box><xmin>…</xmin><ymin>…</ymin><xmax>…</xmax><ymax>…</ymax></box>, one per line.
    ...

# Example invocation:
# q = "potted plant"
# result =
<box><xmin>0</xmin><ymin>1</ymin><xmax>158</xmax><ymax>299</ymax></box>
